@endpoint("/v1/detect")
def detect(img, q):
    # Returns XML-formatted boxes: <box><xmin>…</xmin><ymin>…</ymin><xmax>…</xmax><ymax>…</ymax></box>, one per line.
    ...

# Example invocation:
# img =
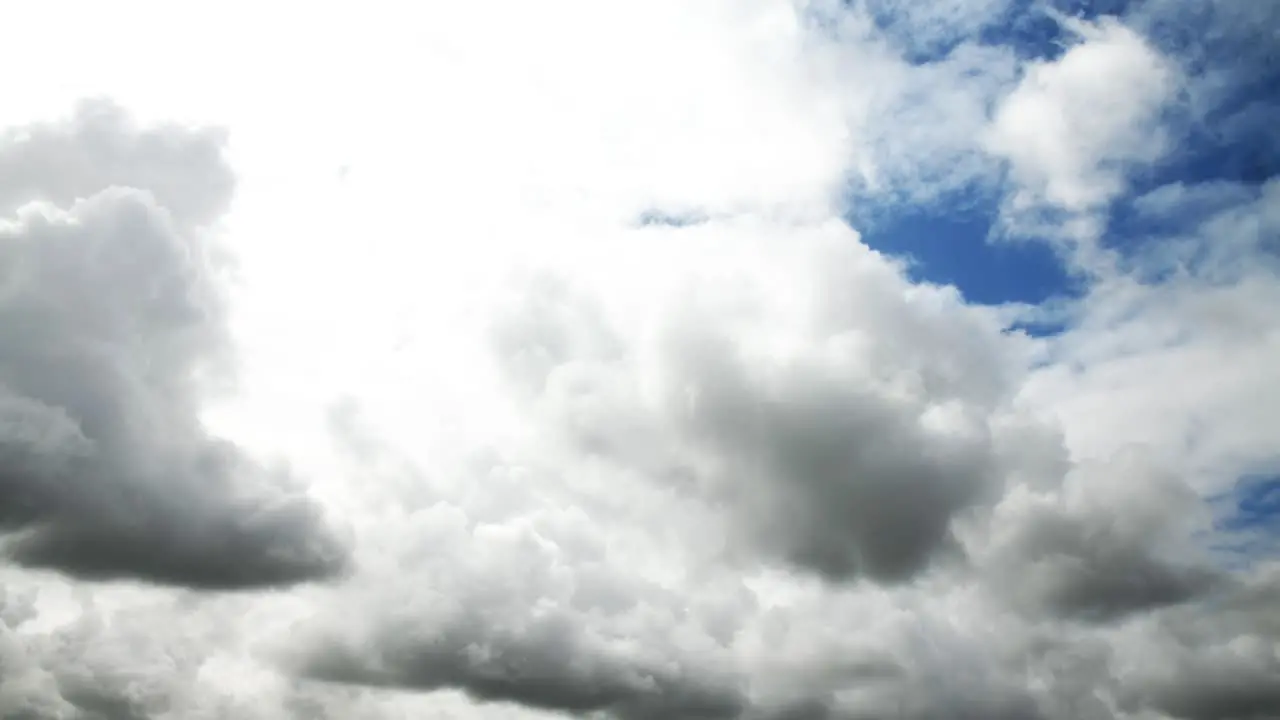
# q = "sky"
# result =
<box><xmin>0</xmin><ymin>0</ymin><xmax>1278</xmax><ymax>718</ymax></box>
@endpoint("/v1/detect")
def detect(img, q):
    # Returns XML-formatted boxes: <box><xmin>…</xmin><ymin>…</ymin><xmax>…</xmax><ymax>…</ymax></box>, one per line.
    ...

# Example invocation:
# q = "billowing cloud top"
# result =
<box><xmin>1</xmin><ymin>1</ymin><xmax>1279</xmax><ymax>719</ymax></box>
<box><xmin>0</xmin><ymin>102</ymin><xmax>349</xmax><ymax>589</ymax></box>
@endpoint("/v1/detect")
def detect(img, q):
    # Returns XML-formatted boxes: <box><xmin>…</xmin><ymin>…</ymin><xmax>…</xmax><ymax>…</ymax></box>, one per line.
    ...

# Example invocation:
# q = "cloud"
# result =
<box><xmin>803</xmin><ymin>6</ymin><xmax>1019</xmax><ymax>207</ymax></box>
<box><xmin>986</xmin><ymin>17</ymin><xmax>1178</xmax><ymax>250</ymax></box>
<box><xmin>484</xmin><ymin>218</ymin><xmax>1032</xmax><ymax>583</ymax></box>
<box><xmin>2</xmin><ymin>2</ymin><xmax>1280</xmax><ymax>720</ymax></box>
<box><xmin>1023</xmin><ymin>180</ymin><xmax>1280</xmax><ymax>494</ymax></box>
<box><xmin>0</xmin><ymin>102</ymin><xmax>347</xmax><ymax>589</ymax></box>
<box><xmin>0</xmin><ymin>98</ymin><xmax>234</xmax><ymax>227</ymax></box>
<box><xmin>284</xmin><ymin>407</ymin><xmax>747</xmax><ymax>719</ymax></box>
<box><xmin>302</xmin><ymin>564</ymin><xmax>748</xmax><ymax>720</ymax></box>
<box><xmin>291</xmin><ymin>429</ymin><xmax>1051</xmax><ymax>720</ymax></box>
<box><xmin>0</xmin><ymin>577</ymin><xmax>415</xmax><ymax>720</ymax></box>
<box><xmin>291</xmin><ymin>215</ymin><xmax>1180</xmax><ymax>718</ymax></box>
<box><xmin>1105</xmin><ymin>564</ymin><xmax>1280</xmax><ymax>720</ymax></box>
<box><xmin>981</xmin><ymin>449</ymin><xmax>1222</xmax><ymax>621</ymax></box>
<box><xmin>268</xmin><ymin>5</ymin><xmax>1277</xmax><ymax>717</ymax></box>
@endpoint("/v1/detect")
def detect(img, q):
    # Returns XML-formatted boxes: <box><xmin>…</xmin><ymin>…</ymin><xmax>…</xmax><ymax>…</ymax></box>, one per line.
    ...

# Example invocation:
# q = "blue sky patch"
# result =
<box><xmin>1207</xmin><ymin>475</ymin><xmax>1280</xmax><ymax>566</ymax></box>
<box><xmin>851</xmin><ymin>190</ymin><xmax>1079</xmax><ymax>306</ymax></box>
<box><xmin>979</xmin><ymin>0</ymin><xmax>1073</xmax><ymax>62</ymax></box>
<box><xmin>1216</xmin><ymin>476</ymin><xmax>1280</xmax><ymax>533</ymax></box>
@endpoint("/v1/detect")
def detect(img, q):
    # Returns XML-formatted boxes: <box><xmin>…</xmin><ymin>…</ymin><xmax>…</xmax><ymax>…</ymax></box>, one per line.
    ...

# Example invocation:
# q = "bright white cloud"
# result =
<box><xmin>987</xmin><ymin>17</ymin><xmax>1178</xmax><ymax>252</ymax></box>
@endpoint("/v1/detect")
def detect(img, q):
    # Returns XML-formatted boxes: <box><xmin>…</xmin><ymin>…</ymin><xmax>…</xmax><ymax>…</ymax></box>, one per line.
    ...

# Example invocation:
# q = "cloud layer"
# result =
<box><xmin>2</xmin><ymin>1</ymin><xmax>1278</xmax><ymax>719</ymax></box>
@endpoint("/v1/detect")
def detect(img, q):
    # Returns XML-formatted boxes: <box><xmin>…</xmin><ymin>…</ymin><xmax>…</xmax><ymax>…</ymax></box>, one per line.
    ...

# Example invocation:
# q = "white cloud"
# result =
<box><xmin>986</xmin><ymin>17</ymin><xmax>1178</xmax><ymax>252</ymax></box>
<box><xmin>1023</xmin><ymin>180</ymin><xmax>1280</xmax><ymax>495</ymax></box>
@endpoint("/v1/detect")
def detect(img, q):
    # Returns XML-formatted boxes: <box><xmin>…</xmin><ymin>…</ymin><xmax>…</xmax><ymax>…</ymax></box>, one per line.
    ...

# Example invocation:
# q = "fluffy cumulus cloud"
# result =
<box><xmin>0</xmin><ymin>102</ymin><xmax>348</xmax><ymax>589</ymax></box>
<box><xmin>2</xmin><ymin>0</ymin><xmax>1279</xmax><ymax>719</ymax></box>
<box><xmin>988</xmin><ymin>18</ymin><xmax>1175</xmax><ymax>210</ymax></box>
<box><xmin>481</xmin><ymin>220</ymin><xmax>1027</xmax><ymax>584</ymax></box>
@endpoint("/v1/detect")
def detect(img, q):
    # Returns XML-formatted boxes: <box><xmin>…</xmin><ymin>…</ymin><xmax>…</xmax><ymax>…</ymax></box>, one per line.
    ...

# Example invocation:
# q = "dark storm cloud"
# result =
<box><xmin>0</xmin><ymin>103</ymin><xmax>347</xmax><ymax>588</ymax></box>
<box><xmin>1148</xmin><ymin>675</ymin><xmax>1280</xmax><ymax>720</ymax></box>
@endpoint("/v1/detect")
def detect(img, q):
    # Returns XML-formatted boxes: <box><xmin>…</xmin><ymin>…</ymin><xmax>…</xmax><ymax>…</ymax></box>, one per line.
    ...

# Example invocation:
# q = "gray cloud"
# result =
<box><xmin>0</xmin><ymin>99</ymin><xmax>234</xmax><ymax>227</ymax></box>
<box><xmin>0</xmin><ymin>104</ymin><xmax>347</xmax><ymax>589</ymax></box>
<box><xmin>1110</xmin><ymin>566</ymin><xmax>1280</xmax><ymax>720</ymax></box>
<box><xmin>1146</xmin><ymin>673</ymin><xmax>1280</xmax><ymax>720</ymax></box>
<box><xmin>294</xmin><ymin>489</ymin><xmax>749</xmax><ymax>720</ymax></box>
<box><xmin>0</xmin><ymin>585</ymin><xmax>375</xmax><ymax>720</ymax></box>
<box><xmin>983</xmin><ymin>451</ymin><xmax>1222</xmax><ymax>621</ymax></box>
<box><xmin>488</xmin><ymin>234</ymin><xmax>1021</xmax><ymax>584</ymax></box>
<box><xmin>305</xmin><ymin>619</ymin><xmax>747</xmax><ymax>720</ymax></box>
<box><xmin>661</xmin><ymin>318</ymin><xmax>992</xmax><ymax>582</ymax></box>
<box><xmin>0</xmin><ymin>590</ymin><xmax>176</xmax><ymax>720</ymax></box>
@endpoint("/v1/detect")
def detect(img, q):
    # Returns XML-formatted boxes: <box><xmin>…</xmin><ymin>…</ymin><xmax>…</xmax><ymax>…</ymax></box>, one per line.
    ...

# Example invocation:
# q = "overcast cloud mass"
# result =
<box><xmin>1</xmin><ymin>0</ymin><xmax>1278</xmax><ymax>718</ymax></box>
